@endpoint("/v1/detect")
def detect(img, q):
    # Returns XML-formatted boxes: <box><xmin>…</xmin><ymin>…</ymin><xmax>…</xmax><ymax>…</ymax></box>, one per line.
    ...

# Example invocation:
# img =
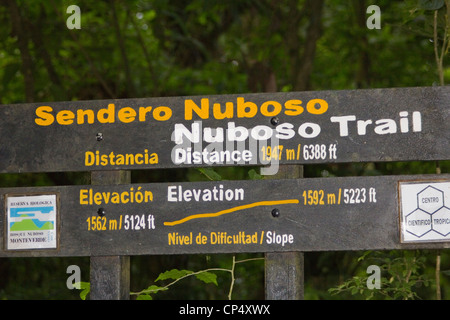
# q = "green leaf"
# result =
<box><xmin>155</xmin><ymin>269</ymin><xmax>193</xmax><ymax>282</ymax></box>
<box><xmin>357</xmin><ymin>250</ymin><xmax>372</xmax><ymax>262</ymax></box>
<box><xmin>198</xmin><ymin>168</ymin><xmax>222</xmax><ymax>181</ymax></box>
<box><xmin>75</xmin><ymin>282</ymin><xmax>90</xmax><ymax>300</ymax></box>
<box><xmin>137</xmin><ymin>294</ymin><xmax>153</xmax><ymax>300</ymax></box>
<box><xmin>248</xmin><ymin>169</ymin><xmax>263</xmax><ymax>180</ymax></box>
<box><xmin>2</xmin><ymin>63</ymin><xmax>20</xmax><ymax>90</ymax></box>
<box><xmin>145</xmin><ymin>284</ymin><xmax>168</xmax><ymax>293</ymax></box>
<box><xmin>418</xmin><ymin>0</ymin><xmax>444</xmax><ymax>10</ymax></box>
<box><xmin>195</xmin><ymin>271</ymin><xmax>218</xmax><ymax>286</ymax></box>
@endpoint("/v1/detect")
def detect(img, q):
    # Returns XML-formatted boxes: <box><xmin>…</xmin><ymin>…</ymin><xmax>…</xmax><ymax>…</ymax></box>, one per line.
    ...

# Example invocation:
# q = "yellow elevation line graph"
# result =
<box><xmin>163</xmin><ymin>199</ymin><xmax>299</xmax><ymax>227</ymax></box>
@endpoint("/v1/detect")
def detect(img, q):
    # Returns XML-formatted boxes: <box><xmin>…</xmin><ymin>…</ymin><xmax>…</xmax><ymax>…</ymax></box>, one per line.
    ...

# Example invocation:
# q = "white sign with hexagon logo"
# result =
<box><xmin>400</xmin><ymin>181</ymin><xmax>450</xmax><ymax>242</ymax></box>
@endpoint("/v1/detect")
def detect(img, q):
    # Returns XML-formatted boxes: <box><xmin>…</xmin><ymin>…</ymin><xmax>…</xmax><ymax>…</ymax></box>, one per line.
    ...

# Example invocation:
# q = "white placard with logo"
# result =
<box><xmin>6</xmin><ymin>194</ymin><xmax>57</xmax><ymax>250</ymax></box>
<box><xmin>400</xmin><ymin>181</ymin><xmax>450</xmax><ymax>242</ymax></box>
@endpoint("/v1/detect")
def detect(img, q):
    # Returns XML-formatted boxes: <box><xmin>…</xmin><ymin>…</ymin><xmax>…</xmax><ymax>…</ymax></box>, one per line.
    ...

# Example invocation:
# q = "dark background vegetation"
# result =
<box><xmin>0</xmin><ymin>0</ymin><xmax>449</xmax><ymax>299</ymax></box>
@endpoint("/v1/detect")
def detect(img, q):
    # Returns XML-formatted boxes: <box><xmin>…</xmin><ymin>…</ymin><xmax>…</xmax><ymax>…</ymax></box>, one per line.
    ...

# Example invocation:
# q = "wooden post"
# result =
<box><xmin>265</xmin><ymin>251</ymin><xmax>304</xmax><ymax>299</ymax></box>
<box><xmin>265</xmin><ymin>165</ymin><xmax>304</xmax><ymax>300</ymax></box>
<box><xmin>89</xmin><ymin>171</ymin><xmax>130</xmax><ymax>300</ymax></box>
<box><xmin>90</xmin><ymin>256</ymin><xmax>130</xmax><ymax>300</ymax></box>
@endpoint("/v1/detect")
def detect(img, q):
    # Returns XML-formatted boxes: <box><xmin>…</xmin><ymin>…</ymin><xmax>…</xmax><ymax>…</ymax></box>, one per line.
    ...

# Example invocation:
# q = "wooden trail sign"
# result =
<box><xmin>2</xmin><ymin>174</ymin><xmax>450</xmax><ymax>257</ymax></box>
<box><xmin>0</xmin><ymin>86</ymin><xmax>449</xmax><ymax>173</ymax></box>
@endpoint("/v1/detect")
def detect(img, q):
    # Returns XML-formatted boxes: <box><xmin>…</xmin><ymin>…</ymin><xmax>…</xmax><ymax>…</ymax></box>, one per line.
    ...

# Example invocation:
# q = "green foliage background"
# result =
<box><xmin>0</xmin><ymin>0</ymin><xmax>449</xmax><ymax>299</ymax></box>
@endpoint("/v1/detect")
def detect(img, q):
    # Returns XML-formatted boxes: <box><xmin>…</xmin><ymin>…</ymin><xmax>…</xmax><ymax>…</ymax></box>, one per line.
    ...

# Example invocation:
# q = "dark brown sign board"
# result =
<box><xmin>0</xmin><ymin>86</ymin><xmax>449</xmax><ymax>173</ymax></box>
<box><xmin>2</xmin><ymin>174</ymin><xmax>449</xmax><ymax>257</ymax></box>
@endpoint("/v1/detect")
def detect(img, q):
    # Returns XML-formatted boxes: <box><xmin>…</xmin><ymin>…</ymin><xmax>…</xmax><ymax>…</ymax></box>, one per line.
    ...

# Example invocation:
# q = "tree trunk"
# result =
<box><xmin>7</xmin><ymin>0</ymin><xmax>35</xmax><ymax>102</ymax></box>
<box><xmin>293</xmin><ymin>0</ymin><xmax>324</xmax><ymax>91</ymax></box>
<box><xmin>353</xmin><ymin>0</ymin><xmax>371</xmax><ymax>88</ymax></box>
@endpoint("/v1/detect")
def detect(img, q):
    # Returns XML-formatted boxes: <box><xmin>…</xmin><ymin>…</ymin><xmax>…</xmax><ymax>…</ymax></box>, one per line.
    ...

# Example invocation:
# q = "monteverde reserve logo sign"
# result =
<box><xmin>6</xmin><ymin>194</ymin><xmax>58</xmax><ymax>250</ymax></box>
<box><xmin>0</xmin><ymin>86</ymin><xmax>448</xmax><ymax>173</ymax></box>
